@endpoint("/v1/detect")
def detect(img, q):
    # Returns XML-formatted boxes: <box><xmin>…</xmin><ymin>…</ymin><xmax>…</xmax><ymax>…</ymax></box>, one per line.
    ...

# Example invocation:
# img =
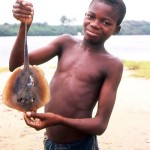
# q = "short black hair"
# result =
<box><xmin>89</xmin><ymin>0</ymin><xmax>126</xmax><ymax>25</ymax></box>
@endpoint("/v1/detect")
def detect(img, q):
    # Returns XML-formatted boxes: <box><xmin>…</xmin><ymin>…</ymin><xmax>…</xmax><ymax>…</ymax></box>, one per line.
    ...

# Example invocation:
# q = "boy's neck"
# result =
<box><xmin>81</xmin><ymin>39</ymin><xmax>106</xmax><ymax>52</ymax></box>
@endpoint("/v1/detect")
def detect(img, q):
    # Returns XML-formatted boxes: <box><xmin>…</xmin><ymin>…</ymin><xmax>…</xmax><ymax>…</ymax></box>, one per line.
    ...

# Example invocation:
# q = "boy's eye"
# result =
<box><xmin>103</xmin><ymin>21</ymin><xmax>111</xmax><ymax>26</ymax></box>
<box><xmin>85</xmin><ymin>13</ymin><xmax>94</xmax><ymax>19</ymax></box>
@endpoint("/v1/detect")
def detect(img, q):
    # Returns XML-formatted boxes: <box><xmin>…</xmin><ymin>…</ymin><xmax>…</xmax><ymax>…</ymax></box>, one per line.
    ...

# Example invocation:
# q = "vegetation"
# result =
<box><xmin>0</xmin><ymin>20</ymin><xmax>150</xmax><ymax>36</ymax></box>
<box><xmin>120</xmin><ymin>21</ymin><xmax>150</xmax><ymax>35</ymax></box>
<box><xmin>123</xmin><ymin>60</ymin><xmax>150</xmax><ymax>79</ymax></box>
<box><xmin>0</xmin><ymin>67</ymin><xmax>9</xmax><ymax>73</ymax></box>
<box><xmin>0</xmin><ymin>23</ymin><xmax>83</xmax><ymax>36</ymax></box>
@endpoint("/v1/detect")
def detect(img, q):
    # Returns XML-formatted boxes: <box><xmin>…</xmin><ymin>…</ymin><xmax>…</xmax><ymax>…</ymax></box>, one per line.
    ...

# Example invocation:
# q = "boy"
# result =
<box><xmin>10</xmin><ymin>0</ymin><xmax>126</xmax><ymax>149</ymax></box>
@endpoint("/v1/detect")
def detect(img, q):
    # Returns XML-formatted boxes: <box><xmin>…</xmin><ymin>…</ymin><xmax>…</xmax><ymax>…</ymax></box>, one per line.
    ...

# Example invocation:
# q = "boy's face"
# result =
<box><xmin>83</xmin><ymin>2</ymin><xmax>120</xmax><ymax>43</ymax></box>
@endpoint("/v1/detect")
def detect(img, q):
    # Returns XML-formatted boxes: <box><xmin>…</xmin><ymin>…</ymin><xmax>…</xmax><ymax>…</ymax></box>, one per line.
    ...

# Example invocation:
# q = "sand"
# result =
<box><xmin>0</xmin><ymin>66</ymin><xmax>150</xmax><ymax>150</ymax></box>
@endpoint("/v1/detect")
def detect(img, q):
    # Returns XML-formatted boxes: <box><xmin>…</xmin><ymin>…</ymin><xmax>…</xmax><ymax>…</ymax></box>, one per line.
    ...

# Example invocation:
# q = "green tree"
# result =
<box><xmin>60</xmin><ymin>15</ymin><xmax>67</xmax><ymax>25</ymax></box>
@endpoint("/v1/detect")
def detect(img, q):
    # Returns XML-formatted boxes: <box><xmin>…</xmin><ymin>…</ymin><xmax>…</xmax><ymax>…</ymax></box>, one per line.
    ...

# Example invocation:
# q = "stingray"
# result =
<box><xmin>2</xmin><ymin>23</ymin><xmax>50</xmax><ymax>112</ymax></box>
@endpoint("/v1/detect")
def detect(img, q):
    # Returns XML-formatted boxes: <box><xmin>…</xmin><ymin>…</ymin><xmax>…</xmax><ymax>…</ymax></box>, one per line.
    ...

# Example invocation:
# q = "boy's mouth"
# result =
<box><xmin>86</xmin><ymin>29</ymin><xmax>101</xmax><ymax>37</ymax></box>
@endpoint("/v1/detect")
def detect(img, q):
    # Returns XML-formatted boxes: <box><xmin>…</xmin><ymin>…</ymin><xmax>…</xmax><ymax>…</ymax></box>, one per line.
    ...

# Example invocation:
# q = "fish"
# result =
<box><xmin>2</xmin><ymin>23</ymin><xmax>50</xmax><ymax>112</ymax></box>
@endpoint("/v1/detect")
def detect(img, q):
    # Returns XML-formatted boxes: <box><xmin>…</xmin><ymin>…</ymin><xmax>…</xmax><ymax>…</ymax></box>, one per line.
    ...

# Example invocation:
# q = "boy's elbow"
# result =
<box><xmin>9</xmin><ymin>67</ymin><xmax>14</xmax><ymax>72</ymax></box>
<box><xmin>95</xmin><ymin>119</ymin><xmax>108</xmax><ymax>135</ymax></box>
<box><xmin>9</xmin><ymin>64</ymin><xmax>15</xmax><ymax>72</ymax></box>
<box><xmin>9</xmin><ymin>64</ymin><xmax>18</xmax><ymax>72</ymax></box>
<box><xmin>9</xmin><ymin>60</ymin><xmax>22</xmax><ymax>72</ymax></box>
<box><xmin>97</xmin><ymin>124</ymin><xmax>107</xmax><ymax>135</ymax></box>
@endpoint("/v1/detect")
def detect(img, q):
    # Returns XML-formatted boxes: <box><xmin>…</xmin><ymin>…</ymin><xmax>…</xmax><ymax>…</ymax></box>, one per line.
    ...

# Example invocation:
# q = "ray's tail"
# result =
<box><xmin>24</xmin><ymin>22</ymin><xmax>29</xmax><ymax>70</ymax></box>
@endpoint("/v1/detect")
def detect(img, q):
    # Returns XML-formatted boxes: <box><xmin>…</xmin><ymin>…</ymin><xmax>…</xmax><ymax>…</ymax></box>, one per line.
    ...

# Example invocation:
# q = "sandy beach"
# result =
<box><xmin>0</xmin><ymin>65</ymin><xmax>150</xmax><ymax>150</ymax></box>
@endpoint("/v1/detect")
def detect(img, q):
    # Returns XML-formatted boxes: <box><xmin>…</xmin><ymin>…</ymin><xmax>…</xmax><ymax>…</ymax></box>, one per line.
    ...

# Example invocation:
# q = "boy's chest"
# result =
<box><xmin>57</xmin><ymin>50</ymin><xmax>107</xmax><ymax>83</ymax></box>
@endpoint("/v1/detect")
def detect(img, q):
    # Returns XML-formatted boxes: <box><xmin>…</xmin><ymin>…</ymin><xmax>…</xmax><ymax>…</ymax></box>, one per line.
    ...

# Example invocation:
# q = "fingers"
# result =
<box><xmin>16</xmin><ymin>0</ymin><xmax>33</xmax><ymax>7</ymax></box>
<box><xmin>24</xmin><ymin>112</ymin><xmax>42</xmax><ymax>130</ymax></box>
<box><xmin>12</xmin><ymin>1</ymin><xmax>34</xmax><ymax>24</ymax></box>
<box><xmin>13</xmin><ymin>1</ymin><xmax>34</xmax><ymax>16</ymax></box>
<box><xmin>24</xmin><ymin>112</ymin><xmax>59</xmax><ymax>130</ymax></box>
<box><xmin>26</xmin><ymin>111</ymin><xmax>45</xmax><ymax>119</ymax></box>
<box><xmin>24</xmin><ymin>112</ymin><xmax>36</xmax><ymax>127</ymax></box>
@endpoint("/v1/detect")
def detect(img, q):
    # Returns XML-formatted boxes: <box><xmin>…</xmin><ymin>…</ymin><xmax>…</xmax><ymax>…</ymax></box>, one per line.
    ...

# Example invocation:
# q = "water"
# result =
<box><xmin>0</xmin><ymin>35</ymin><xmax>150</xmax><ymax>67</ymax></box>
<box><xmin>105</xmin><ymin>35</ymin><xmax>150</xmax><ymax>61</ymax></box>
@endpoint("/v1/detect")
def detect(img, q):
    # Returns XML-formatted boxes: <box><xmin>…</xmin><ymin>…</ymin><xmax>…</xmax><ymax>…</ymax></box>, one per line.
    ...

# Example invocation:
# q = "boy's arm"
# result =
<box><xmin>24</xmin><ymin>60</ymin><xmax>123</xmax><ymax>135</ymax></box>
<box><xmin>9</xmin><ymin>0</ymin><xmax>66</xmax><ymax>71</ymax></box>
<box><xmin>9</xmin><ymin>0</ymin><xmax>34</xmax><ymax>71</ymax></box>
<box><xmin>9</xmin><ymin>23</ymin><xmax>31</xmax><ymax>71</ymax></box>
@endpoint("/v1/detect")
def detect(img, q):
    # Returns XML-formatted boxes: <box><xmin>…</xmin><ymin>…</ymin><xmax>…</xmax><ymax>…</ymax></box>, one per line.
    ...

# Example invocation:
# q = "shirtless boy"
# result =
<box><xmin>10</xmin><ymin>0</ymin><xmax>126</xmax><ymax>149</ymax></box>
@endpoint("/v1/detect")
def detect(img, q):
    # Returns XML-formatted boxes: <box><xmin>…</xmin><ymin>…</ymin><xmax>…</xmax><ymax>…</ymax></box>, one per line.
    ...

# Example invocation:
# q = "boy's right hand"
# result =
<box><xmin>12</xmin><ymin>0</ymin><xmax>34</xmax><ymax>24</ymax></box>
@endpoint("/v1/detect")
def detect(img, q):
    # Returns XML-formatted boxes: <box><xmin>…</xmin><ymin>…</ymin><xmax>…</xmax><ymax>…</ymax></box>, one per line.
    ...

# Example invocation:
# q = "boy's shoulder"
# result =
<box><xmin>57</xmin><ymin>34</ymin><xmax>78</xmax><ymax>42</ymax></box>
<box><xmin>103</xmin><ymin>51</ymin><xmax>123</xmax><ymax>65</ymax></box>
<box><xmin>103</xmin><ymin>53</ymin><xmax>123</xmax><ymax>73</ymax></box>
<box><xmin>55</xmin><ymin>34</ymin><xmax>80</xmax><ymax>48</ymax></box>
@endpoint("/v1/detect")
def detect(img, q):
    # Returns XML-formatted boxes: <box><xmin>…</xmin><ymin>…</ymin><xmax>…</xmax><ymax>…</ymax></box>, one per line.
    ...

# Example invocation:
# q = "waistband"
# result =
<box><xmin>44</xmin><ymin>132</ymin><xmax>95</xmax><ymax>145</ymax></box>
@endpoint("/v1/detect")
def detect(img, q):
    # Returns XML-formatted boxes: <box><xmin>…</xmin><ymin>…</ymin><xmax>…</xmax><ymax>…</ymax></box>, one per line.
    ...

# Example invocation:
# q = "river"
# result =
<box><xmin>0</xmin><ymin>35</ymin><xmax>150</xmax><ymax>67</ymax></box>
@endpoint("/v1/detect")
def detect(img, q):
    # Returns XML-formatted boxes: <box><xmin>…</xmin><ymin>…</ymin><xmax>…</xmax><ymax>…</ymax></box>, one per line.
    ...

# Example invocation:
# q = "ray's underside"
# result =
<box><xmin>2</xmin><ymin>23</ymin><xmax>50</xmax><ymax>112</ymax></box>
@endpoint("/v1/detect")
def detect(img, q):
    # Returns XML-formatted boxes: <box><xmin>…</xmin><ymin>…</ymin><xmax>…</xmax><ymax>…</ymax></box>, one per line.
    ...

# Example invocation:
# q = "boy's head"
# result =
<box><xmin>89</xmin><ymin>0</ymin><xmax>126</xmax><ymax>25</ymax></box>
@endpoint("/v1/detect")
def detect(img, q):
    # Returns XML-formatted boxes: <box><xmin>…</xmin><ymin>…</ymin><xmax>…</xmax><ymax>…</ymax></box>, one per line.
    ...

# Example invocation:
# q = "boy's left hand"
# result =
<box><xmin>24</xmin><ymin>111</ymin><xmax>59</xmax><ymax>130</ymax></box>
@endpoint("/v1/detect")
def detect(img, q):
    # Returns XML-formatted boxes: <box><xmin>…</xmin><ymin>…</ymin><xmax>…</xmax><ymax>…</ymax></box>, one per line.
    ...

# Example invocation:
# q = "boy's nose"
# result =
<box><xmin>90</xmin><ymin>19</ymin><xmax>101</xmax><ymax>29</ymax></box>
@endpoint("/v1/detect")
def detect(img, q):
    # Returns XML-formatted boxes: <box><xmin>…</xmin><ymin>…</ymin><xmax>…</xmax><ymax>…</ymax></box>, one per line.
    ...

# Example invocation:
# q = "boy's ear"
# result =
<box><xmin>113</xmin><ymin>25</ymin><xmax>121</xmax><ymax>35</ymax></box>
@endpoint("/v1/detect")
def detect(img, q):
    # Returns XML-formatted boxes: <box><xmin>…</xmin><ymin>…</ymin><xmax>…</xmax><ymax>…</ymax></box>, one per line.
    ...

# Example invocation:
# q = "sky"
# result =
<box><xmin>0</xmin><ymin>0</ymin><xmax>150</xmax><ymax>25</ymax></box>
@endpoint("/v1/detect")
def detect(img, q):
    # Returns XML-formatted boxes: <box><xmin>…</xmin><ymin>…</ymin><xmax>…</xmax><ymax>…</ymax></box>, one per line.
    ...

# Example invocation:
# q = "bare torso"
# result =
<box><xmin>45</xmin><ymin>37</ymin><xmax>113</xmax><ymax>143</ymax></box>
<box><xmin>10</xmin><ymin>0</ymin><xmax>125</xmax><ymax>145</ymax></box>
